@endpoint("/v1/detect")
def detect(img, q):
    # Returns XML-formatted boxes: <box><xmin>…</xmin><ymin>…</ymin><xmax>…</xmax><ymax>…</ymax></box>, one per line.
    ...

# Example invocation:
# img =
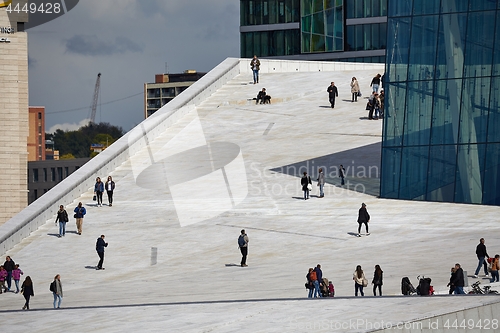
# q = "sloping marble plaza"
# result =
<box><xmin>1</xmin><ymin>60</ymin><xmax>499</xmax><ymax>333</ymax></box>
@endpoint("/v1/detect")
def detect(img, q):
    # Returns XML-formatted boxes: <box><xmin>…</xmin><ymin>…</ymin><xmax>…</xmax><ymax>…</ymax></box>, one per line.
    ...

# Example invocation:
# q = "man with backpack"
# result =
<box><xmin>238</xmin><ymin>230</ymin><xmax>249</xmax><ymax>267</ymax></box>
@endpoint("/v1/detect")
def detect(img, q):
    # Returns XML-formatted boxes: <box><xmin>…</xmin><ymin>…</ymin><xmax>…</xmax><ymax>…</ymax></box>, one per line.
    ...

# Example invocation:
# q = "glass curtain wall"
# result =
<box><xmin>381</xmin><ymin>0</ymin><xmax>500</xmax><ymax>205</ymax></box>
<box><xmin>301</xmin><ymin>0</ymin><xmax>343</xmax><ymax>53</ymax></box>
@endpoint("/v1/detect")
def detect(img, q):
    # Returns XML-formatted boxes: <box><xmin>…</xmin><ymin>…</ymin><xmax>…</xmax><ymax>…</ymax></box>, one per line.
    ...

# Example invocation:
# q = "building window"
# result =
<box><xmin>57</xmin><ymin>167</ymin><xmax>63</xmax><ymax>181</ymax></box>
<box><xmin>43</xmin><ymin>168</ymin><xmax>47</xmax><ymax>182</ymax></box>
<box><xmin>38</xmin><ymin>112</ymin><xmax>42</xmax><ymax>120</ymax></box>
<box><xmin>65</xmin><ymin>167</ymin><xmax>69</xmax><ymax>177</ymax></box>
<box><xmin>300</xmin><ymin>0</ymin><xmax>344</xmax><ymax>53</ymax></box>
<box><xmin>51</xmin><ymin>168</ymin><xmax>56</xmax><ymax>181</ymax></box>
<box><xmin>33</xmin><ymin>169</ymin><xmax>39</xmax><ymax>182</ymax></box>
<box><xmin>34</xmin><ymin>189</ymin><xmax>38</xmax><ymax>200</ymax></box>
<box><xmin>38</xmin><ymin>125</ymin><xmax>42</xmax><ymax>134</ymax></box>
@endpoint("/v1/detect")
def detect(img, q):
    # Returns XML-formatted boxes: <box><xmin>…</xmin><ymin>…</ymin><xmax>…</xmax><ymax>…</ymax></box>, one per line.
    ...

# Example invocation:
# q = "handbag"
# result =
<box><xmin>307</xmin><ymin>184</ymin><xmax>312</xmax><ymax>191</ymax></box>
<box><xmin>357</xmin><ymin>91</ymin><xmax>362</xmax><ymax>97</ymax></box>
<box><xmin>93</xmin><ymin>195</ymin><xmax>96</xmax><ymax>201</ymax></box>
<box><xmin>73</xmin><ymin>214</ymin><xmax>77</xmax><ymax>218</ymax></box>
<box><xmin>366</xmin><ymin>102</ymin><xmax>371</xmax><ymax>111</ymax></box>
<box><xmin>362</xmin><ymin>277</ymin><xmax>368</xmax><ymax>287</ymax></box>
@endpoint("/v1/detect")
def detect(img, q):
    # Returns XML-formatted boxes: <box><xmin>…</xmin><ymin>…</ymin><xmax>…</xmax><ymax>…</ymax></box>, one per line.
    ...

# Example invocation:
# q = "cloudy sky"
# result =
<box><xmin>28</xmin><ymin>0</ymin><xmax>240</xmax><ymax>133</ymax></box>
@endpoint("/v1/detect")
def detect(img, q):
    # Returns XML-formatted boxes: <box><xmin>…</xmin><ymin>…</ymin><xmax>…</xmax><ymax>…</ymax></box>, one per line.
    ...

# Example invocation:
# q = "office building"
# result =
<box><xmin>240</xmin><ymin>0</ymin><xmax>387</xmax><ymax>62</ymax></box>
<box><xmin>27</xmin><ymin>158</ymin><xmax>90</xmax><ymax>204</ymax></box>
<box><xmin>0</xmin><ymin>1</ymin><xmax>28</xmax><ymax>225</ymax></box>
<box><xmin>380</xmin><ymin>0</ymin><xmax>500</xmax><ymax>205</ymax></box>
<box><xmin>144</xmin><ymin>70</ymin><xmax>206</xmax><ymax>118</ymax></box>
<box><xmin>27</xmin><ymin>106</ymin><xmax>46</xmax><ymax>161</ymax></box>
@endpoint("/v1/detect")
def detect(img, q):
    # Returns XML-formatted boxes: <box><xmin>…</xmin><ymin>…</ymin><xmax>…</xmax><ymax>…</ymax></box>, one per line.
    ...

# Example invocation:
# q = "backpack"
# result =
<box><xmin>49</xmin><ymin>281</ymin><xmax>55</xmax><ymax>292</ymax></box>
<box><xmin>238</xmin><ymin>235</ymin><xmax>246</xmax><ymax>247</ymax></box>
<box><xmin>309</xmin><ymin>271</ymin><xmax>317</xmax><ymax>281</ymax></box>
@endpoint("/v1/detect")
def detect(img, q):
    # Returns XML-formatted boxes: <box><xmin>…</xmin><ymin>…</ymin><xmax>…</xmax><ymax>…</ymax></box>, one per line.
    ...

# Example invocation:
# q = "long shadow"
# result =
<box><xmin>270</xmin><ymin>142</ymin><xmax>381</xmax><ymax>197</ymax></box>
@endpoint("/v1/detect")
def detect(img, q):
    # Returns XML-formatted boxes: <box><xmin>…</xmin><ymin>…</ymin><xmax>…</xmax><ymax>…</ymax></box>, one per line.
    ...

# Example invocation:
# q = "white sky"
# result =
<box><xmin>28</xmin><ymin>0</ymin><xmax>240</xmax><ymax>133</ymax></box>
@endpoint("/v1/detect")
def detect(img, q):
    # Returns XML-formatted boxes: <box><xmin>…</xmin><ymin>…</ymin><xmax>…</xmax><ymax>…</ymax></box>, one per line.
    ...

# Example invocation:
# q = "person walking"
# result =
<box><xmin>447</xmin><ymin>267</ymin><xmax>457</xmax><ymax>294</ymax></box>
<box><xmin>105</xmin><ymin>176</ymin><xmax>115</xmax><ymax>207</ymax></box>
<box><xmin>12</xmin><ymin>264</ymin><xmax>23</xmax><ymax>294</ymax></box>
<box><xmin>452</xmin><ymin>263</ymin><xmax>465</xmax><ymax>294</ymax></box>
<box><xmin>317</xmin><ymin>168</ymin><xmax>325</xmax><ymax>198</ymax></box>
<box><xmin>55</xmin><ymin>205</ymin><xmax>69</xmax><ymax>237</ymax></box>
<box><xmin>370</xmin><ymin>74</ymin><xmax>381</xmax><ymax>93</ymax></box>
<box><xmin>238</xmin><ymin>230</ymin><xmax>249</xmax><ymax>267</ymax></box>
<box><xmin>339</xmin><ymin>164</ymin><xmax>346</xmax><ymax>186</ymax></box>
<box><xmin>473</xmin><ymin>238</ymin><xmax>490</xmax><ymax>278</ymax></box>
<box><xmin>357</xmin><ymin>203</ymin><xmax>370</xmax><ymax>237</ymax></box>
<box><xmin>489</xmin><ymin>255</ymin><xmax>499</xmax><ymax>283</ymax></box>
<box><xmin>372</xmin><ymin>265</ymin><xmax>383</xmax><ymax>296</ymax></box>
<box><xmin>250</xmin><ymin>55</ymin><xmax>260</xmax><ymax>84</ymax></box>
<box><xmin>327</xmin><ymin>82</ymin><xmax>338</xmax><ymax>108</ymax></box>
<box><xmin>74</xmin><ymin>202</ymin><xmax>86</xmax><ymax>235</ymax></box>
<box><xmin>94</xmin><ymin>177</ymin><xmax>104</xmax><ymax>207</ymax></box>
<box><xmin>301</xmin><ymin>171</ymin><xmax>312</xmax><ymax>200</ymax></box>
<box><xmin>21</xmin><ymin>276</ymin><xmax>34</xmax><ymax>310</ymax></box>
<box><xmin>350</xmin><ymin>77</ymin><xmax>360</xmax><ymax>102</ymax></box>
<box><xmin>353</xmin><ymin>265</ymin><xmax>366</xmax><ymax>296</ymax></box>
<box><xmin>96</xmin><ymin>235</ymin><xmax>108</xmax><ymax>270</ymax></box>
<box><xmin>3</xmin><ymin>255</ymin><xmax>15</xmax><ymax>292</ymax></box>
<box><xmin>51</xmin><ymin>274</ymin><xmax>63</xmax><ymax>308</ymax></box>
<box><xmin>313</xmin><ymin>264</ymin><xmax>323</xmax><ymax>298</ymax></box>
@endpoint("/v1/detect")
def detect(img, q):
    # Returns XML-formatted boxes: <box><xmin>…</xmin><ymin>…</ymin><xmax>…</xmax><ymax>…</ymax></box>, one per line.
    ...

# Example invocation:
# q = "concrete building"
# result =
<box><xmin>27</xmin><ymin>106</ymin><xmax>45</xmax><ymax>161</ymax></box>
<box><xmin>380</xmin><ymin>0</ymin><xmax>500</xmax><ymax>205</ymax></box>
<box><xmin>144</xmin><ymin>70</ymin><xmax>206</xmax><ymax>118</ymax></box>
<box><xmin>27</xmin><ymin>158</ymin><xmax>90</xmax><ymax>204</ymax></box>
<box><xmin>0</xmin><ymin>0</ymin><xmax>28</xmax><ymax>226</ymax></box>
<box><xmin>240</xmin><ymin>0</ymin><xmax>387</xmax><ymax>62</ymax></box>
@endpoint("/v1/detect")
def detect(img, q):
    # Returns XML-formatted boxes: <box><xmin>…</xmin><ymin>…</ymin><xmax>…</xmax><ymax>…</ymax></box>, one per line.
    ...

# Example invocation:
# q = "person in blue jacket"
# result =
<box><xmin>74</xmin><ymin>202</ymin><xmax>86</xmax><ymax>235</ymax></box>
<box><xmin>94</xmin><ymin>177</ymin><xmax>104</xmax><ymax>207</ymax></box>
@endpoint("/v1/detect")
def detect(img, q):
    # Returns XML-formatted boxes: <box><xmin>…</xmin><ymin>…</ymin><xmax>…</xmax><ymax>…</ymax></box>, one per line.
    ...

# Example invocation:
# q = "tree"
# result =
<box><xmin>48</xmin><ymin>122</ymin><xmax>124</xmax><ymax>158</ymax></box>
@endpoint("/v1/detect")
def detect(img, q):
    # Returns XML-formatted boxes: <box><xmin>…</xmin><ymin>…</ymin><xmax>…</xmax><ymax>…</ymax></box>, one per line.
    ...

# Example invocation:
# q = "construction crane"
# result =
<box><xmin>89</xmin><ymin>73</ymin><xmax>101</xmax><ymax>124</ymax></box>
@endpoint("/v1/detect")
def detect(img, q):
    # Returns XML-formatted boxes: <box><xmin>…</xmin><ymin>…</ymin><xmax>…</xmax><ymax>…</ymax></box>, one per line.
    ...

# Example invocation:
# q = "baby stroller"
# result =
<box><xmin>401</xmin><ymin>277</ymin><xmax>417</xmax><ymax>295</ymax></box>
<box><xmin>320</xmin><ymin>278</ymin><xmax>330</xmax><ymax>297</ymax></box>
<box><xmin>416</xmin><ymin>275</ymin><xmax>434</xmax><ymax>296</ymax></box>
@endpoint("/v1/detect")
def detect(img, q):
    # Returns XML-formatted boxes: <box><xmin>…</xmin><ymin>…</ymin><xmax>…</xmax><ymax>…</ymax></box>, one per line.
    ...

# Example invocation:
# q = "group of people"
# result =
<box><xmin>473</xmin><ymin>238</ymin><xmax>499</xmax><ymax>283</ymax></box>
<box><xmin>0</xmin><ymin>255</ymin><xmax>44</xmax><ymax>310</ymax></box>
<box><xmin>305</xmin><ymin>264</ymin><xmax>382</xmax><ymax>298</ymax></box>
<box><xmin>300</xmin><ymin>166</ymin><xmax>346</xmax><ymax>200</ymax></box>
<box><xmin>2</xmin><ymin>236</ymin><xmax>109</xmax><ymax>310</ymax></box>
<box><xmin>94</xmin><ymin>175</ymin><xmax>115</xmax><ymax>207</ymax></box>
<box><xmin>53</xmin><ymin>175</ymin><xmax>115</xmax><ymax>237</ymax></box>
<box><xmin>306</xmin><ymin>264</ymin><xmax>334</xmax><ymax>298</ymax></box>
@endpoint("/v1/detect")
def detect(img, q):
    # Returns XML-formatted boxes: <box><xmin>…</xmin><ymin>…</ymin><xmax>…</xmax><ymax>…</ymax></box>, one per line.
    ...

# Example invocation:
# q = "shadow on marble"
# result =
<box><xmin>270</xmin><ymin>142</ymin><xmax>381</xmax><ymax>197</ymax></box>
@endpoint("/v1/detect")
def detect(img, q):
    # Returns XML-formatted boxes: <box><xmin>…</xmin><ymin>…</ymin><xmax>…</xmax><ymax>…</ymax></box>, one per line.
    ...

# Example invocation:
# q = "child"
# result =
<box><xmin>0</xmin><ymin>266</ymin><xmax>7</xmax><ymax>294</ymax></box>
<box><xmin>12</xmin><ymin>264</ymin><xmax>23</xmax><ymax>294</ymax></box>
<box><xmin>328</xmin><ymin>281</ymin><xmax>335</xmax><ymax>297</ymax></box>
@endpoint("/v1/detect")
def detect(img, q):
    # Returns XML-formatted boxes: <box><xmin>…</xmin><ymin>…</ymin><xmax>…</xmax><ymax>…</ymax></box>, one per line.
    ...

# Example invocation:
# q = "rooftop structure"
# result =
<box><xmin>1</xmin><ymin>58</ymin><xmax>499</xmax><ymax>332</ymax></box>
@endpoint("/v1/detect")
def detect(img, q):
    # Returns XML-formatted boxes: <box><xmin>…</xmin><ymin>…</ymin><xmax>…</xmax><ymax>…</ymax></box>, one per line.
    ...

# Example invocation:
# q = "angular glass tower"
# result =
<box><xmin>381</xmin><ymin>0</ymin><xmax>500</xmax><ymax>205</ymax></box>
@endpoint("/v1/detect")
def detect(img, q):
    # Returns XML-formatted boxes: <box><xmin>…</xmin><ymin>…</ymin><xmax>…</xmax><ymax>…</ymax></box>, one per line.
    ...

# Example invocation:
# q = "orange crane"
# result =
<box><xmin>89</xmin><ymin>73</ymin><xmax>101</xmax><ymax>124</ymax></box>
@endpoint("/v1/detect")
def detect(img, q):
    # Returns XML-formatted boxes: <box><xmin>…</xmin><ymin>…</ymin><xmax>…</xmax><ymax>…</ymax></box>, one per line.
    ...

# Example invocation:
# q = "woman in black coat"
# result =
<box><xmin>372</xmin><ymin>265</ymin><xmax>383</xmax><ymax>296</ymax></box>
<box><xmin>21</xmin><ymin>276</ymin><xmax>34</xmax><ymax>310</ymax></box>
<box><xmin>300</xmin><ymin>172</ymin><xmax>312</xmax><ymax>200</ymax></box>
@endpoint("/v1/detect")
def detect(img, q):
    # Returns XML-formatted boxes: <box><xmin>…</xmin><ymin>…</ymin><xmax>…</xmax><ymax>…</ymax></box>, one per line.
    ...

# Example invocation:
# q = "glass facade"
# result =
<box><xmin>346</xmin><ymin>0</ymin><xmax>387</xmax><ymax>18</ymax></box>
<box><xmin>240</xmin><ymin>0</ymin><xmax>387</xmax><ymax>61</ymax></box>
<box><xmin>346</xmin><ymin>23</ymin><xmax>387</xmax><ymax>51</ymax></box>
<box><xmin>241</xmin><ymin>29</ymin><xmax>301</xmax><ymax>57</ymax></box>
<box><xmin>240</xmin><ymin>0</ymin><xmax>300</xmax><ymax>25</ymax></box>
<box><xmin>381</xmin><ymin>0</ymin><xmax>500</xmax><ymax>205</ymax></box>
<box><xmin>301</xmin><ymin>0</ymin><xmax>343</xmax><ymax>53</ymax></box>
